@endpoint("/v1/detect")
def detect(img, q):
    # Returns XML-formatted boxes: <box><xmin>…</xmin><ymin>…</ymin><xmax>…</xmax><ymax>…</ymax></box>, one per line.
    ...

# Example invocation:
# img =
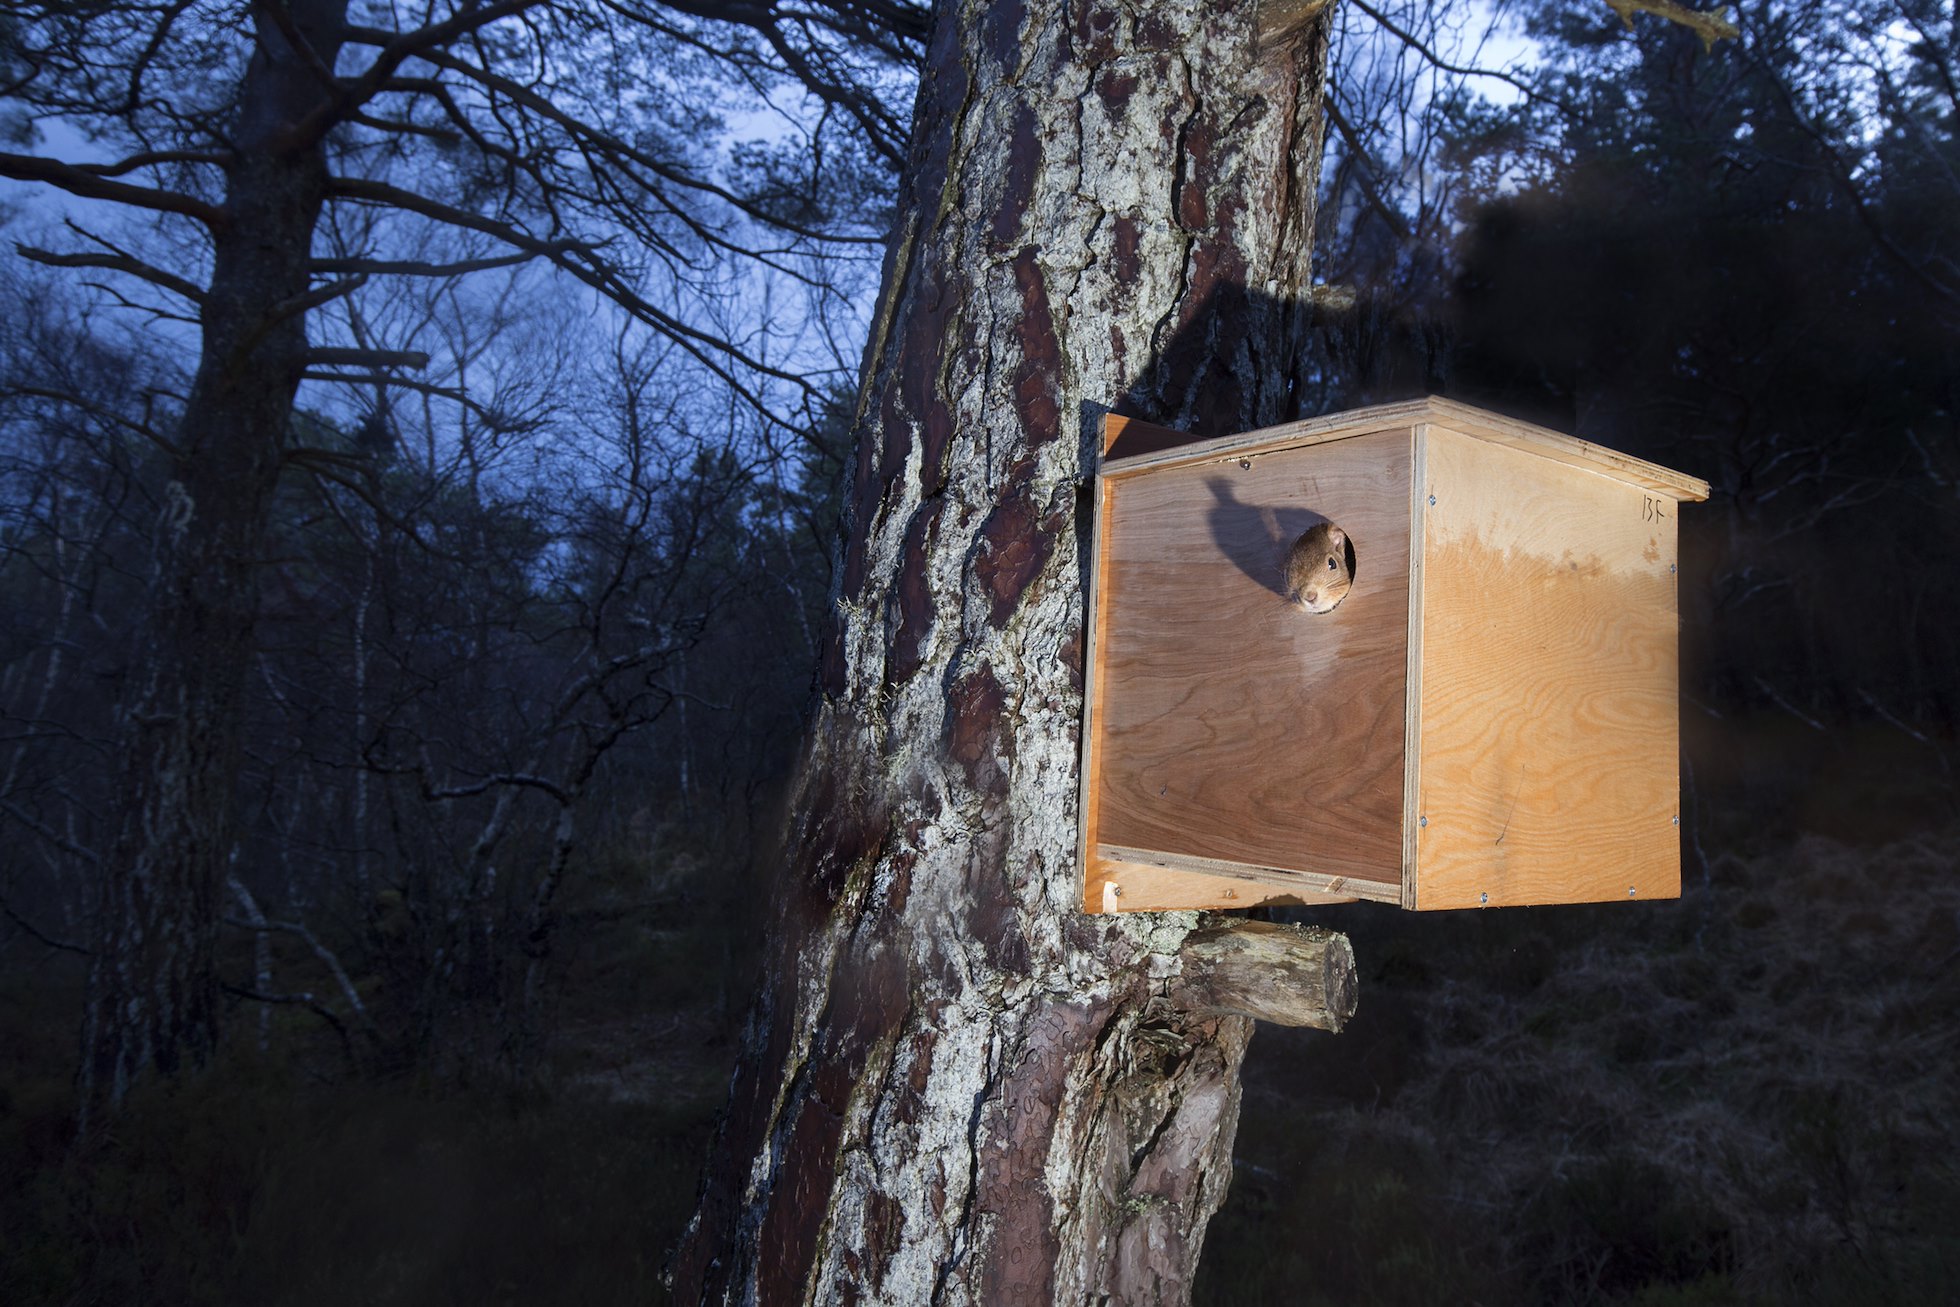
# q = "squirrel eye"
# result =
<box><xmin>1327</xmin><ymin>557</ymin><xmax>1337</xmax><ymax>570</ymax></box>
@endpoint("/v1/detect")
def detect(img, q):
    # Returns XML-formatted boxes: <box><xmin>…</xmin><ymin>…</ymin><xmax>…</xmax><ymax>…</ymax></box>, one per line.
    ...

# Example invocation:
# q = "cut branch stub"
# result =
<box><xmin>1169</xmin><ymin>920</ymin><xmax>1357</xmax><ymax>1031</ymax></box>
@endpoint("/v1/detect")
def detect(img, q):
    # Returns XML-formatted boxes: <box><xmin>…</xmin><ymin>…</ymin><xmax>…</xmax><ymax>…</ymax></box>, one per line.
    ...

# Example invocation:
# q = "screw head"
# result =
<box><xmin>1427</xmin><ymin>494</ymin><xmax>1437</xmax><ymax>506</ymax></box>
<box><xmin>1628</xmin><ymin>886</ymin><xmax>1637</xmax><ymax>897</ymax></box>
<box><xmin>1672</xmin><ymin>815</ymin><xmax>1681</xmax><ymax>826</ymax></box>
<box><xmin>1670</xmin><ymin>563</ymin><xmax>1678</xmax><ymax>574</ymax></box>
<box><xmin>1239</xmin><ymin>458</ymin><xmax>1252</xmax><ymax>470</ymax></box>
<box><xmin>1479</xmin><ymin>891</ymin><xmax>1489</xmax><ymax>906</ymax></box>
<box><xmin>1418</xmin><ymin>815</ymin><xmax>1428</xmax><ymax>828</ymax></box>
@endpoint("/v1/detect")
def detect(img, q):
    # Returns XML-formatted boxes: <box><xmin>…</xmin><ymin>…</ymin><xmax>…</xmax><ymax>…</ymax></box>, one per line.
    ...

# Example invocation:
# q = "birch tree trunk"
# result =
<box><xmin>675</xmin><ymin>0</ymin><xmax>1335</xmax><ymax>1300</ymax></box>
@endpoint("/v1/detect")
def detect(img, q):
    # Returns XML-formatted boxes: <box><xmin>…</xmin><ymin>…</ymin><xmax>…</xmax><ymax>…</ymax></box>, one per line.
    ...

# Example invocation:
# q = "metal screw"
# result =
<box><xmin>1479</xmin><ymin>891</ymin><xmax>1489</xmax><ymax>906</ymax></box>
<box><xmin>1418</xmin><ymin>815</ymin><xmax>1428</xmax><ymax>828</ymax></box>
<box><xmin>1427</xmin><ymin>494</ymin><xmax>1437</xmax><ymax>506</ymax></box>
<box><xmin>1670</xmin><ymin>563</ymin><xmax>1678</xmax><ymax>573</ymax></box>
<box><xmin>1672</xmin><ymin>815</ymin><xmax>1680</xmax><ymax>826</ymax></box>
<box><xmin>1239</xmin><ymin>458</ymin><xmax>1252</xmax><ymax>470</ymax></box>
<box><xmin>1628</xmin><ymin>886</ymin><xmax>1637</xmax><ymax>898</ymax></box>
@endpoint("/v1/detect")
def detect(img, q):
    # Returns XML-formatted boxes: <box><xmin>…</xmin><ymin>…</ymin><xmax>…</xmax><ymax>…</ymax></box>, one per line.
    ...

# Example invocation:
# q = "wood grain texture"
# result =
<box><xmin>1090</xmin><ymin>429</ymin><xmax>1413</xmax><ymax>890</ymax></box>
<box><xmin>1170</xmin><ymin>921</ymin><xmax>1358</xmax><ymax>1031</ymax></box>
<box><xmin>1086</xmin><ymin>857</ymin><xmax>1356</xmax><ymax>913</ymax></box>
<box><xmin>1103</xmin><ymin>396</ymin><xmax>1711</xmax><ymax>503</ymax></box>
<box><xmin>1091</xmin><ymin>846</ymin><xmax>1386</xmax><ymax>911</ymax></box>
<box><xmin>1077</xmin><ymin>479</ymin><xmax>1114</xmax><ymax>913</ymax></box>
<box><xmin>1424</xmin><ymin>398</ymin><xmax>1709</xmax><ymax>503</ymax></box>
<box><xmin>1413</xmin><ymin>426</ymin><xmax>1682</xmax><ymax>909</ymax></box>
<box><xmin>1400</xmin><ymin>423</ymin><xmax>1430</xmax><ymax>909</ymax></box>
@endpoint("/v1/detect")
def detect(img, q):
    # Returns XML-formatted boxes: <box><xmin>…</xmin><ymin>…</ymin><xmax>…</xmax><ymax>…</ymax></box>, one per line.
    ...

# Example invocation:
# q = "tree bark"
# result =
<box><xmin>675</xmin><ymin>0</ymin><xmax>1336</xmax><ymax>1300</ymax></box>
<box><xmin>79</xmin><ymin>0</ymin><xmax>348</xmax><ymax>1121</ymax></box>
<box><xmin>1170</xmin><ymin>921</ymin><xmax>1356</xmax><ymax>1031</ymax></box>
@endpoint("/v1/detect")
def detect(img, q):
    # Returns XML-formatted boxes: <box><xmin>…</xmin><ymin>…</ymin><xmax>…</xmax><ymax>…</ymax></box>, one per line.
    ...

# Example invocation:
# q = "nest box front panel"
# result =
<box><xmin>1090</xmin><ymin>428</ymin><xmax>1414</xmax><ymax>896</ymax></box>
<box><xmin>1411</xmin><ymin>426</ymin><xmax>1683</xmax><ymax>909</ymax></box>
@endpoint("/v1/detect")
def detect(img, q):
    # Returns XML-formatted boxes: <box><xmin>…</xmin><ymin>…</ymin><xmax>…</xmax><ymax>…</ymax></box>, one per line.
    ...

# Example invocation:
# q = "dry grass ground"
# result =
<box><xmin>1200</xmin><ymin>818</ymin><xmax>1960</xmax><ymax>1305</ymax></box>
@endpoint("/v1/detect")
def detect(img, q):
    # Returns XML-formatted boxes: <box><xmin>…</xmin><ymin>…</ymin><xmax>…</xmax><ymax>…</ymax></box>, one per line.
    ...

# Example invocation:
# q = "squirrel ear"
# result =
<box><xmin>1326</xmin><ymin>526</ymin><xmax>1347</xmax><ymax>547</ymax></box>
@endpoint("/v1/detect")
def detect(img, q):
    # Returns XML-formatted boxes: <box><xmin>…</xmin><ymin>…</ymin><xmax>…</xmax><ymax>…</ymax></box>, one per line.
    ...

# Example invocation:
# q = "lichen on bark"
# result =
<box><xmin>675</xmin><ymin>1</ymin><xmax>1335</xmax><ymax>1301</ymax></box>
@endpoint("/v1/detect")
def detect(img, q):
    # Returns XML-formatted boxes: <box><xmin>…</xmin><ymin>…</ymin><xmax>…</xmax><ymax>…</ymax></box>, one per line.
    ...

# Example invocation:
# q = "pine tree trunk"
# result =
<box><xmin>675</xmin><ymin>0</ymin><xmax>1334</xmax><ymax>1300</ymax></box>
<box><xmin>80</xmin><ymin>1</ymin><xmax>346</xmax><ymax>1120</ymax></box>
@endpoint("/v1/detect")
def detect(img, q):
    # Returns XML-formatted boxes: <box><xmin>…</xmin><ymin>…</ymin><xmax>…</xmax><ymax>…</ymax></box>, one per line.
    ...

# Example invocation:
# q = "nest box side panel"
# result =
<box><xmin>1413</xmin><ymin>427</ymin><xmax>1682</xmax><ymax>909</ymax></box>
<box><xmin>1091</xmin><ymin>428</ymin><xmax>1414</xmax><ymax>894</ymax></box>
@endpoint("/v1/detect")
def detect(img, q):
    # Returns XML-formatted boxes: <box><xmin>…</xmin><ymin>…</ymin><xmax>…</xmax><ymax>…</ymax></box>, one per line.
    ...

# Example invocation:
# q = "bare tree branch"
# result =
<box><xmin>219</xmin><ymin>980</ymin><xmax>353</xmax><ymax>1052</ymax></box>
<box><xmin>1347</xmin><ymin>0</ymin><xmax>1572</xmax><ymax>112</ymax></box>
<box><xmin>16</xmin><ymin>244</ymin><xmax>208</xmax><ymax>306</ymax></box>
<box><xmin>284</xmin><ymin>0</ymin><xmax>549</xmax><ymax>150</ymax></box>
<box><xmin>305</xmin><ymin>346</ymin><xmax>432</xmax><ymax>370</ymax></box>
<box><xmin>267</xmin><ymin>274</ymin><xmax>370</xmax><ymax>325</ymax></box>
<box><xmin>0</xmin><ymin>151</ymin><xmax>226</xmax><ymax>227</ymax></box>
<box><xmin>1322</xmin><ymin>96</ymin><xmax>1414</xmax><ymax>242</ymax></box>
<box><xmin>327</xmin><ymin>176</ymin><xmax>828</xmax><ymax>414</ymax></box>
<box><xmin>1753</xmin><ymin>51</ymin><xmax>1960</xmax><ymax>310</ymax></box>
<box><xmin>0</xmin><ymin>890</ymin><xmax>92</xmax><ymax>956</ymax></box>
<box><xmin>311</xmin><ymin>250</ymin><xmax>550</xmax><ymax>278</ymax></box>
<box><xmin>74</xmin><ymin>148</ymin><xmax>230</xmax><ymax>178</ymax></box>
<box><xmin>1</xmin><ymin>799</ymin><xmax>103</xmax><ymax>865</ymax></box>
<box><xmin>397</xmin><ymin>43</ymin><xmax>888</xmax><ymax>245</ymax></box>
<box><xmin>226</xmin><ymin>873</ymin><xmax>376</xmax><ymax>1036</ymax></box>
<box><xmin>0</xmin><ymin>384</ymin><xmax>179</xmax><ymax>455</ymax></box>
<box><xmin>422</xmin><ymin>772</ymin><xmax>573</xmax><ymax>805</ymax></box>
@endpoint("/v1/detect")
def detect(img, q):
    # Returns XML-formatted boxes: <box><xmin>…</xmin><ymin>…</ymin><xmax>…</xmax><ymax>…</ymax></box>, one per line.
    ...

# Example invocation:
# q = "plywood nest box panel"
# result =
<box><xmin>1078</xmin><ymin>397</ymin><xmax>1711</xmax><ymax>914</ymax></box>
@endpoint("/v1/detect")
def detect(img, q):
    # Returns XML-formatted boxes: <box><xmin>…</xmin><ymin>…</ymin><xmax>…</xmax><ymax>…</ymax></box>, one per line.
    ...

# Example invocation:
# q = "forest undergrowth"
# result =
<box><xmin>0</xmin><ymin>834</ymin><xmax>751</xmax><ymax>1307</ymax></box>
<box><xmin>4</xmin><ymin>745</ymin><xmax>1957</xmax><ymax>1305</ymax></box>
<box><xmin>1201</xmin><ymin>774</ymin><xmax>1960</xmax><ymax>1305</ymax></box>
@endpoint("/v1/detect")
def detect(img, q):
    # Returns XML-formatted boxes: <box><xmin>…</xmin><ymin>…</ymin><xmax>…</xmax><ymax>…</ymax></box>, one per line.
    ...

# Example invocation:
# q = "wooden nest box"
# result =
<box><xmin>1078</xmin><ymin>397</ymin><xmax>1710</xmax><ymax>913</ymax></box>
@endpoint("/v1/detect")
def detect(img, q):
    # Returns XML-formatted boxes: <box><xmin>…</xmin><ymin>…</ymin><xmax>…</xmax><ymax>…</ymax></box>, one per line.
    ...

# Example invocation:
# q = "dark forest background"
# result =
<box><xmin>2</xmin><ymin>1</ymin><xmax>1956</xmax><ymax>1303</ymax></box>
